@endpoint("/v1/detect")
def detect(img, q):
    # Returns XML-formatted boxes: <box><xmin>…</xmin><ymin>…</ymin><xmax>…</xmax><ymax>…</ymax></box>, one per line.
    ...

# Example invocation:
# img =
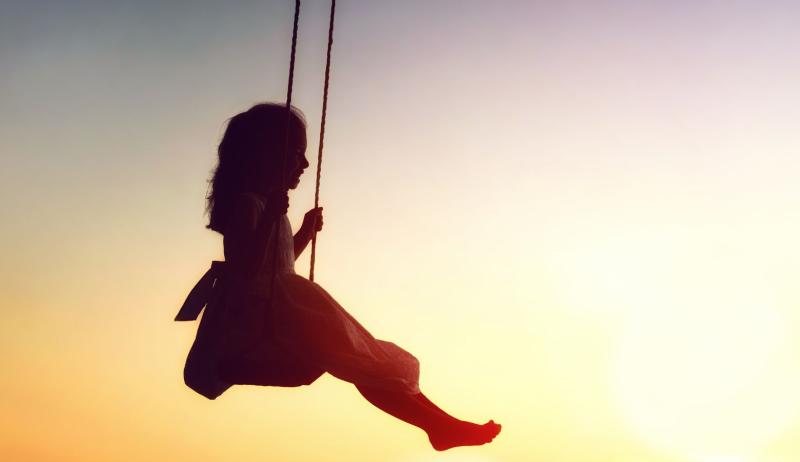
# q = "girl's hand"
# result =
<box><xmin>302</xmin><ymin>207</ymin><xmax>324</xmax><ymax>233</ymax></box>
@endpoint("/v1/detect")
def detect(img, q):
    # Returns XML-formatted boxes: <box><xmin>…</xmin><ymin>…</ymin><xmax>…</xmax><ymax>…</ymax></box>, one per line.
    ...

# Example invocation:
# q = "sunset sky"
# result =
<box><xmin>3</xmin><ymin>1</ymin><xmax>800</xmax><ymax>461</ymax></box>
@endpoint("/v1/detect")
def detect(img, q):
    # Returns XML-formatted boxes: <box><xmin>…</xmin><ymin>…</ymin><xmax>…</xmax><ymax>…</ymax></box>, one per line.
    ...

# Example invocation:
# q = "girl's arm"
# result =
<box><xmin>293</xmin><ymin>207</ymin><xmax>323</xmax><ymax>260</ymax></box>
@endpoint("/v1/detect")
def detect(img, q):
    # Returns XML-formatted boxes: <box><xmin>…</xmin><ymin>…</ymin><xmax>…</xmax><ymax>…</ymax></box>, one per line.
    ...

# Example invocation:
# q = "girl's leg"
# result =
<box><xmin>355</xmin><ymin>384</ymin><xmax>501</xmax><ymax>451</ymax></box>
<box><xmin>414</xmin><ymin>392</ymin><xmax>459</xmax><ymax>421</ymax></box>
<box><xmin>356</xmin><ymin>385</ymin><xmax>453</xmax><ymax>432</ymax></box>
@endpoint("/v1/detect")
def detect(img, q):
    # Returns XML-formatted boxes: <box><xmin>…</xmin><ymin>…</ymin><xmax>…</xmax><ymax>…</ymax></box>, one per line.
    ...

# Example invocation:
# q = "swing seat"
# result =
<box><xmin>218</xmin><ymin>346</ymin><xmax>325</xmax><ymax>387</ymax></box>
<box><xmin>178</xmin><ymin>261</ymin><xmax>322</xmax><ymax>396</ymax></box>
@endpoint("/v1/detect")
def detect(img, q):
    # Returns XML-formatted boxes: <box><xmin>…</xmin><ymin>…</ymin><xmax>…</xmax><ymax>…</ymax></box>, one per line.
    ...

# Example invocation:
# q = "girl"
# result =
<box><xmin>176</xmin><ymin>103</ymin><xmax>501</xmax><ymax>451</ymax></box>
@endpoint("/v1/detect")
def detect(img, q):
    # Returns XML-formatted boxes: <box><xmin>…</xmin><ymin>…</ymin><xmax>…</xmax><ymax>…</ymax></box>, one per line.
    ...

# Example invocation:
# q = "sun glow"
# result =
<box><xmin>6</xmin><ymin>1</ymin><xmax>800</xmax><ymax>461</ymax></box>
<box><xmin>699</xmin><ymin>456</ymin><xmax>748</xmax><ymax>462</ymax></box>
<box><xmin>550</xmin><ymin>227</ymin><xmax>800</xmax><ymax>460</ymax></box>
<box><xmin>400</xmin><ymin>453</ymin><xmax>496</xmax><ymax>462</ymax></box>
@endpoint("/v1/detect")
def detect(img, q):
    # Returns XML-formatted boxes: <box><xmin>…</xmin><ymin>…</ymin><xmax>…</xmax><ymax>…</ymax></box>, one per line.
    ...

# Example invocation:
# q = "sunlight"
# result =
<box><xmin>399</xmin><ymin>453</ymin><xmax>497</xmax><ymax>462</ymax></box>
<box><xmin>698</xmin><ymin>456</ymin><xmax>747</xmax><ymax>462</ymax></box>
<box><xmin>550</xmin><ymin>227</ymin><xmax>800</xmax><ymax>460</ymax></box>
<box><xmin>606</xmin><ymin>233</ymin><xmax>800</xmax><ymax>459</ymax></box>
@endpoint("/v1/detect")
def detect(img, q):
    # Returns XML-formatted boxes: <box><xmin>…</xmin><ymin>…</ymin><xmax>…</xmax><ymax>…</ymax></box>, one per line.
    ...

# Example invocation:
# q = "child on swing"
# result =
<box><xmin>176</xmin><ymin>102</ymin><xmax>501</xmax><ymax>450</ymax></box>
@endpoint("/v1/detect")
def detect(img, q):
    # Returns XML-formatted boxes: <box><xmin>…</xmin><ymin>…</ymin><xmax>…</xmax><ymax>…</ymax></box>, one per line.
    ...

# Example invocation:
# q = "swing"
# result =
<box><xmin>172</xmin><ymin>7</ymin><xmax>502</xmax><ymax>448</ymax></box>
<box><xmin>175</xmin><ymin>0</ymin><xmax>337</xmax><ymax>391</ymax></box>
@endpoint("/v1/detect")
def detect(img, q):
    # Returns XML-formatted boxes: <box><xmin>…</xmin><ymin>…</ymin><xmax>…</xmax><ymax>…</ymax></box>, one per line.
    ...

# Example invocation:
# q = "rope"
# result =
<box><xmin>280</xmin><ymin>0</ymin><xmax>301</xmax><ymax>202</ymax></box>
<box><xmin>309</xmin><ymin>0</ymin><xmax>337</xmax><ymax>282</ymax></box>
<box><xmin>268</xmin><ymin>0</ymin><xmax>301</xmax><ymax>304</ymax></box>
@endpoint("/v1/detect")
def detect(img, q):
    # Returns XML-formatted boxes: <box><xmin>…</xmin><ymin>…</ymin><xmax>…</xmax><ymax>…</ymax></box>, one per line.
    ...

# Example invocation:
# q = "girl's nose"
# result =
<box><xmin>301</xmin><ymin>156</ymin><xmax>310</xmax><ymax>168</ymax></box>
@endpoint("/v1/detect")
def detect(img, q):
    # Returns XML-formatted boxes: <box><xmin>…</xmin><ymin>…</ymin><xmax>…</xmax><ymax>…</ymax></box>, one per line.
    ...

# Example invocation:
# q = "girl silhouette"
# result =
<box><xmin>176</xmin><ymin>103</ymin><xmax>501</xmax><ymax>450</ymax></box>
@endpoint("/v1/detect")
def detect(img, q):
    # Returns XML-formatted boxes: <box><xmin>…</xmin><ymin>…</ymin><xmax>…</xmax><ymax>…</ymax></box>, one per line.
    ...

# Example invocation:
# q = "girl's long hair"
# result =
<box><xmin>206</xmin><ymin>103</ymin><xmax>306</xmax><ymax>234</ymax></box>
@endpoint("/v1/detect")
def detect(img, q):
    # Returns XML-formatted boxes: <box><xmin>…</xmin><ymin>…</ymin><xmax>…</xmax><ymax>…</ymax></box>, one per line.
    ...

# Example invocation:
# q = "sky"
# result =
<box><xmin>2</xmin><ymin>1</ymin><xmax>800</xmax><ymax>461</ymax></box>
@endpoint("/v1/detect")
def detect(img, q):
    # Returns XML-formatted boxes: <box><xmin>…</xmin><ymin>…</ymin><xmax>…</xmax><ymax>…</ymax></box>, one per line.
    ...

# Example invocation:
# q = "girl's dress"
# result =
<box><xmin>175</xmin><ymin>193</ymin><xmax>420</xmax><ymax>400</ymax></box>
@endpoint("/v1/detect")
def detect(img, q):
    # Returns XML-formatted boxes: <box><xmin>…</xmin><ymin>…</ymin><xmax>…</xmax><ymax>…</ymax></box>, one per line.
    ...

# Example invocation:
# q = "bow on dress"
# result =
<box><xmin>175</xmin><ymin>260</ymin><xmax>227</xmax><ymax>321</ymax></box>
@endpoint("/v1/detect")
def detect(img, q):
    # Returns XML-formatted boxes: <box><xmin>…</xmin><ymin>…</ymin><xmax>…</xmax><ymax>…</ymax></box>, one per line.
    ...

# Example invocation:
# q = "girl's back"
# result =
<box><xmin>222</xmin><ymin>193</ymin><xmax>296</xmax><ymax>280</ymax></box>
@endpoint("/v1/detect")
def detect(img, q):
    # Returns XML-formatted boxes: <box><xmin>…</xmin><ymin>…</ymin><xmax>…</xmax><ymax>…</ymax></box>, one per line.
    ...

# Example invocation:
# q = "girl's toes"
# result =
<box><xmin>484</xmin><ymin>421</ymin><xmax>501</xmax><ymax>441</ymax></box>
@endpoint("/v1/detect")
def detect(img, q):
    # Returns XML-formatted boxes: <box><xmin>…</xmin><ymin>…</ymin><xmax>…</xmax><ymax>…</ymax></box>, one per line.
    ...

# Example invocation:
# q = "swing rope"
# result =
<box><xmin>309</xmin><ymin>0</ymin><xmax>337</xmax><ymax>282</ymax></box>
<box><xmin>280</xmin><ymin>0</ymin><xmax>301</xmax><ymax>197</ymax></box>
<box><xmin>270</xmin><ymin>0</ymin><xmax>336</xmax><ymax>287</ymax></box>
<box><xmin>268</xmin><ymin>0</ymin><xmax>302</xmax><ymax>302</ymax></box>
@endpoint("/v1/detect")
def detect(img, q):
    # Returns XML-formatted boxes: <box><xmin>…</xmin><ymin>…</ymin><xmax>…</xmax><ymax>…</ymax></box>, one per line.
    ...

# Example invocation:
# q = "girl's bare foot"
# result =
<box><xmin>428</xmin><ymin>420</ymin><xmax>501</xmax><ymax>451</ymax></box>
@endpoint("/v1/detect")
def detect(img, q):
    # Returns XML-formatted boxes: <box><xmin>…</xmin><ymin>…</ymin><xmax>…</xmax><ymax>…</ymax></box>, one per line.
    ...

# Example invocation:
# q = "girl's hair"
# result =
<box><xmin>206</xmin><ymin>102</ymin><xmax>306</xmax><ymax>234</ymax></box>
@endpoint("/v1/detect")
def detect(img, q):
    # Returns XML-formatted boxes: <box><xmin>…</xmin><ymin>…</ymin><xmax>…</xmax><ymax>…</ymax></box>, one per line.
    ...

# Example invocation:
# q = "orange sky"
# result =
<box><xmin>3</xmin><ymin>1</ymin><xmax>800</xmax><ymax>462</ymax></box>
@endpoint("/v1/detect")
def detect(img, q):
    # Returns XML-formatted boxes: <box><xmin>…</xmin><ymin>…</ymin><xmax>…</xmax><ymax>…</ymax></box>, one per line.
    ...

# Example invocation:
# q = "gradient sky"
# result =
<box><xmin>3</xmin><ymin>1</ymin><xmax>800</xmax><ymax>462</ymax></box>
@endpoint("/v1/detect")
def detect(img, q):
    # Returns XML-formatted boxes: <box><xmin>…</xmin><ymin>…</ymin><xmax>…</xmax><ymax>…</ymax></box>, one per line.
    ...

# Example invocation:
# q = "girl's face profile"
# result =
<box><xmin>285</xmin><ymin>127</ymin><xmax>308</xmax><ymax>190</ymax></box>
<box><xmin>245</xmin><ymin>112</ymin><xmax>309</xmax><ymax>194</ymax></box>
